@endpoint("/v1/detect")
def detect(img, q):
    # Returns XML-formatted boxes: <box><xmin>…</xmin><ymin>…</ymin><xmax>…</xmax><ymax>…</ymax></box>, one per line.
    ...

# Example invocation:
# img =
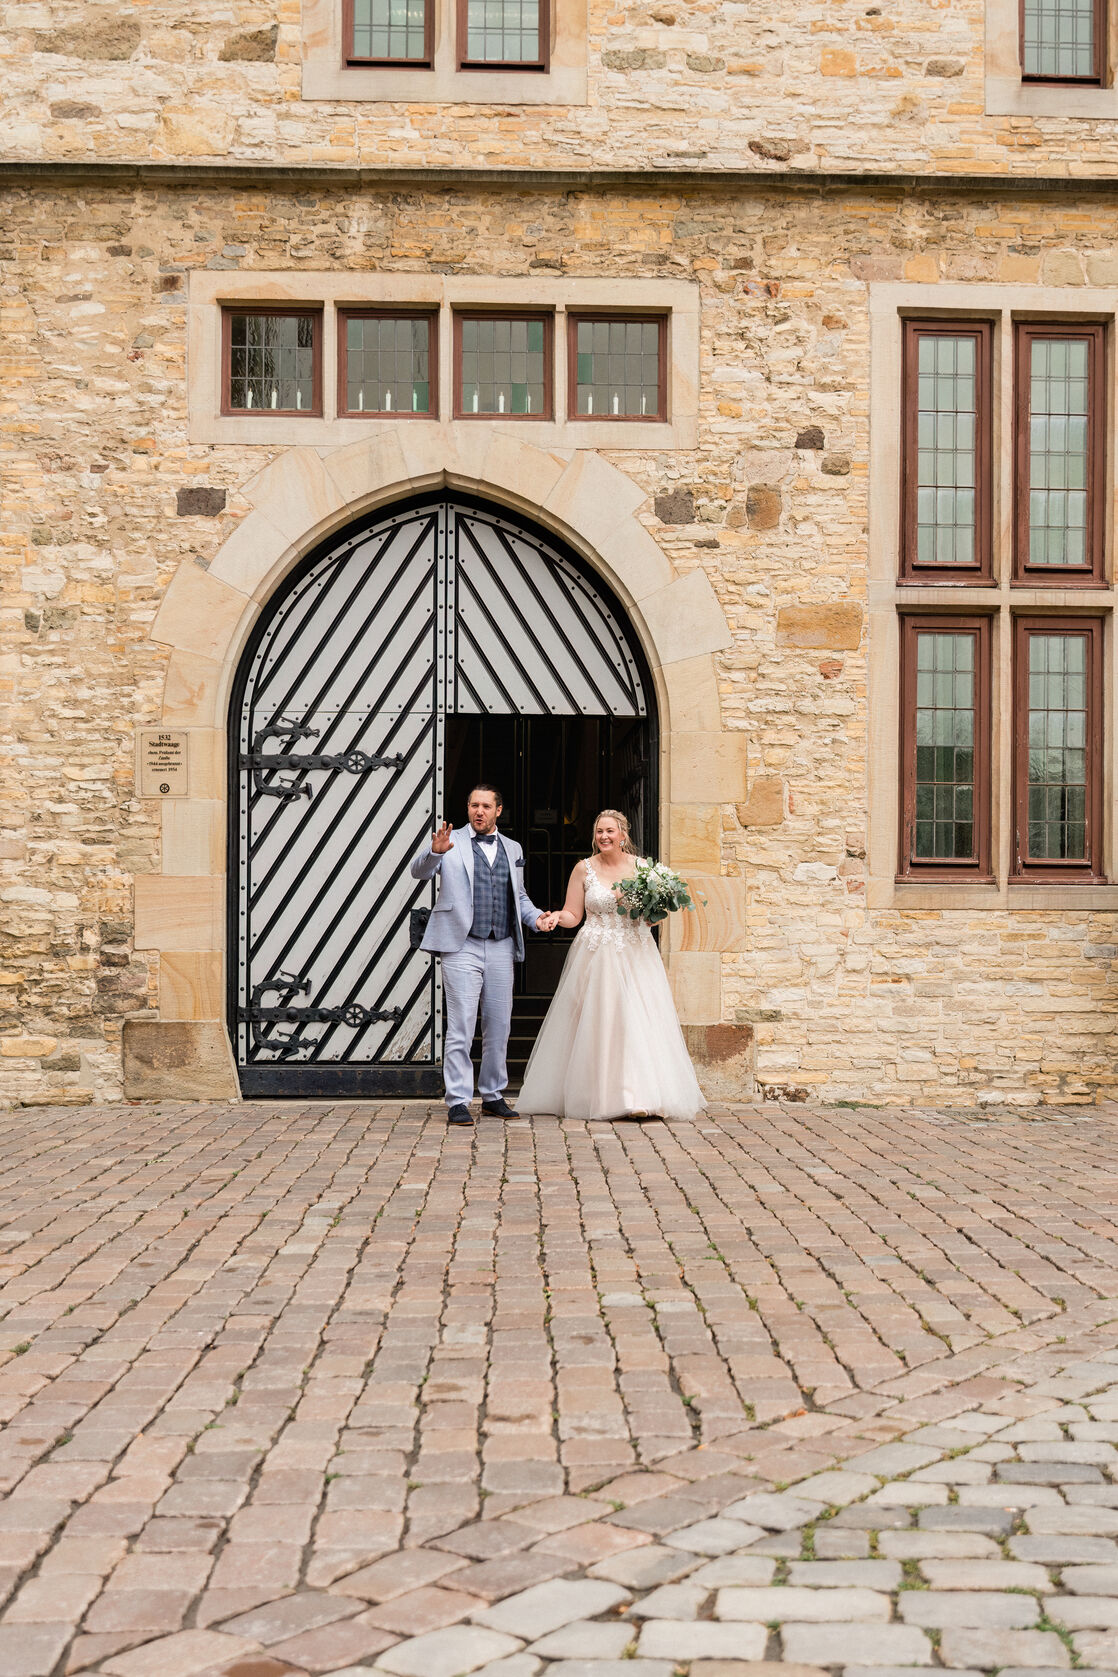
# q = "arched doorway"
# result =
<box><xmin>229</xmin><ymin>492</ymin><xmax>657</xmax><ymax>1098</ymax></box>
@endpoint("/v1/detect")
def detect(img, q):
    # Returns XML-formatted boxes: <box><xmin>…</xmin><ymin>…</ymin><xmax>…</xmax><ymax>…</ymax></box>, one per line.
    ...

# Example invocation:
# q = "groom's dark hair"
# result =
<box><xmin>470</xmin><ymin>782</ymin><xmax>503</xmax><ymax>808</ymax></box>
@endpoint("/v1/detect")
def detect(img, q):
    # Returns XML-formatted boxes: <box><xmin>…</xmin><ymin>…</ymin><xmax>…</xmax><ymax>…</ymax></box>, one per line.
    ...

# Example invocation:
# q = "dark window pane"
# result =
<box><xmin>1023</xmin><ymin>0</ymin><xmax>1095</xmax><ymax>76</ymax></box>
<box><xmin>465</xmin><ymin>0</ymin><xmax>540</xmax><ymax>61</ymax></box>
<box><xmin>1025</xmin><ymin>632</ymin><xmax>1090</xmax><ymax>859</ymax></box>
<box><xmin>459</xmin><ymin>317</ymin><xmax>546</xmax><ymax>416</ymax></box>
<box><xmin>352</xmin><ymin>0</ymin><xmax>427</xmax><ymax>59</ymax></box>
<box><xmin>345</xmin><ymin>316</ymin><xmax>432</xmax><ymax>414</ymax></box>
<box><xmin>914</xmin><ymin>333</ymin><xmax>979</xmax><ymax>566</ymax></box>
<box><xmin>228</xmin><ymin>313</ymin><xmax>316</xmax><ymax>412</ymax></box>
<box><xmin>911</xmin><ymin>630</ymin><xmax>978</xmax><ymax>862</ymax></box>
<box><xmin>575</xmin><ymin>318</ymin><xmax>661</xmax><ymax>418</ymax></box>
<box><xmin>1027</xmin><ymin>337</ymin><xmax>1091</xmax><ymax>566</ymax></box>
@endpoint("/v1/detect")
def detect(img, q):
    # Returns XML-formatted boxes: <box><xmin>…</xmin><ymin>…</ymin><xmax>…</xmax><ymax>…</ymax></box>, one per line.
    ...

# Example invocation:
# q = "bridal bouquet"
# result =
<box><xmin>613</xmin><ymin>859</ymin><xmax>697</xmax><ymax>925</ymax></box>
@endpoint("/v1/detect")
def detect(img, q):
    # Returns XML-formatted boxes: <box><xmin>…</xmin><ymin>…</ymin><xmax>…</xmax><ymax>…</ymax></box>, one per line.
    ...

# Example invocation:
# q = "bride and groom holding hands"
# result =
<box><xmin>411</xmin><ymin>782</ymin><xmax>706</xmax><ymax>1126</ymax></box>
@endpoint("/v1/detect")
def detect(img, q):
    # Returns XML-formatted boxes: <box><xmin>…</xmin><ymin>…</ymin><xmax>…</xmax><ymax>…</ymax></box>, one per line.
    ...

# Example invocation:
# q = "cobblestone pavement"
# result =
<box><xmin>4</xmin><ymin>1101</ymin><xmax>1118</xmax><ymax>1677</ymax></box>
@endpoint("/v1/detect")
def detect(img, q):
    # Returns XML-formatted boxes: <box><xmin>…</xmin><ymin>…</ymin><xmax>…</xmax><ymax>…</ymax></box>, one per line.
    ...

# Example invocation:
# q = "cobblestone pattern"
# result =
<box><xmin>2</xmin><ymin>1102</ymin><xmax>1118</xmax><ymax>1674</ymax></box>
<box><xmin>3</xmin><ymin>0</ymin><xmax>1117</xmax><ymax>175</ymax></box>
<box><xmin>4</xmin><ymin>185</ymin><xmax>1118</xmax><ymax>1107</ymax></box>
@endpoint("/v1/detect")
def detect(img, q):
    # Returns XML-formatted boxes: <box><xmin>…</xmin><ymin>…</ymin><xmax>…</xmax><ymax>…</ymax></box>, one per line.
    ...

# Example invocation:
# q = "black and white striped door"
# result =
<box><xmin>231</xmin><ymin>497</ymin><xmax>649</xmax><ymax>1098</ymax></box>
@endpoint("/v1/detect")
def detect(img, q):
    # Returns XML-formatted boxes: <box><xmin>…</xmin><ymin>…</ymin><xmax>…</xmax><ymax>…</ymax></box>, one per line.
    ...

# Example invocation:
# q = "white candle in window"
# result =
<box><xmin>612</xmin><ymin>393</ymin><xmax>619</xmax><ymax>415</ymax></box>
<box><xmin>498</xmin><ymin>390</ymin><xmax>505</xmax><ymax>414</ymax></box>
<box><xmin>386</xmin><ymin>390</ymin><xmax>392</xmax><ymax>412</ymax></box>
<box><xmin>271</xmin><ymin>387</ymin><xmax>278</xmax><ymax>409</ymax></box>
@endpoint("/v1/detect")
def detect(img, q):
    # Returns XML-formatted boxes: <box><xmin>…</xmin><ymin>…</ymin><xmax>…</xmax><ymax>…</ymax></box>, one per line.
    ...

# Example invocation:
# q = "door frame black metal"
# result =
<box><xmin>226</xmin><ymin>489</ymin><xmax>660</xmax><ymax>1100</ymax></box>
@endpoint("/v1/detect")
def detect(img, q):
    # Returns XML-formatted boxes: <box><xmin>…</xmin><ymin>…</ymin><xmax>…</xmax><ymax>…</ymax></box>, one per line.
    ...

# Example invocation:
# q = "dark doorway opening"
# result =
<box><xmin>445</xmin><ymin>712</ymin><xmax>656</xmax><ymax>1082</ymax></box>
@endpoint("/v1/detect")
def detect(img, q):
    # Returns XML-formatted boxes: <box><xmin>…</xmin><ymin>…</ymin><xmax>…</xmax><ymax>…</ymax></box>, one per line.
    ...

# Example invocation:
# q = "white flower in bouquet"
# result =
<box><xmin>612</xmin><ymin>858</ymin><xmax>699</xmax><ymax>925</ymax></box>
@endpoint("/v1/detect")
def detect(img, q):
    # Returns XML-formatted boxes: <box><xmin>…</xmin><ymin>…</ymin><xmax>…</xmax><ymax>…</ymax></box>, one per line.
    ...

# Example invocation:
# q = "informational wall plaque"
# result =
<box><xmin>138</xmin><ymin>730</ymin><xmax>189</xmax><ymax>798</ymax></box>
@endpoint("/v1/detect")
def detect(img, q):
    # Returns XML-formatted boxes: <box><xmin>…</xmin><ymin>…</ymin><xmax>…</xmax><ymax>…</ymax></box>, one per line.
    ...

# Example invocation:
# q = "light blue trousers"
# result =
<box><xmin>440</xmin><ymin>935</ymin><xmax>515</xmax><ymax>1107</ymax></box>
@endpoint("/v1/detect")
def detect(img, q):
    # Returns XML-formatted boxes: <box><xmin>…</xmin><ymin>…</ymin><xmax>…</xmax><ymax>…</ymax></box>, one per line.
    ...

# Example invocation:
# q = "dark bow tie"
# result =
<box><xmin>472</xmin><ymin>832</ymin><xmax>497</xmax><ymax>843</ymax></box>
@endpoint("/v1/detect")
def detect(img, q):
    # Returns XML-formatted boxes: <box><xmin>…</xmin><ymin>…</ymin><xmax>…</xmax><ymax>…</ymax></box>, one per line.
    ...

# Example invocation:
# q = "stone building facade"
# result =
<box><xmin>3</xmin><ymin>1</ymin><xmax>1118</xmax><ymax>1107</ymax></box>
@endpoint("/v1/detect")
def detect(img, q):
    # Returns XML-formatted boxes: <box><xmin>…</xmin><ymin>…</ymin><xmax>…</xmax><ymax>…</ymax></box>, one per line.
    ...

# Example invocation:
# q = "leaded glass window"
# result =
<box><xmin>1026</xmin><ymin>336</ymin><xmax>1091</xmax><ymax>568</ymax></box>
<box><xmin>457</xmin><ymin>316</ymin><xmax>548</xmax><ymax>417</ymax></box>
<box><xmin>463</xmin><ymin>0</ymin><xmax>542</xmax><ymax>63</ymax></box>
<box><xmin>572</xmin><ymin>318</ymin><xmax>663</xmax><ymax>419</ymax></box>
<box><xmin>227</xmin><ymin>312</ymin><xmax>318</xmax><ymax>414</ymax></box>
<box><xmin>913</xmin><ymin>631</ymin><xmax>977</xmax><ymax>861</ymax></box>
<box><xmin>1025</xmin><ymin>632</ymin><xmax>1089</xmax><ymax>861</ymax></box>
<box><xmin>342</xmin><ymin>314</ymin><xmax>434</xmax><ymax>415</ymax></box>
<box><xmin>1022</xmin><ymin>0</ymin><xmax>1098</xmax><ymax>79</ymax></box>
<box><xmin>902</xmin><ymin>321</ymin><xmax>991</xmax><ymax>580</ymax></box>
<box><xmin>915</xmin><ymin>336</ymin><xmax>977</xmax><ymax>567</ymax></box>
<box><xmin>350</xmin><ymin>0</ymin><xmax>429</xmax><ymax>61</ymax></box>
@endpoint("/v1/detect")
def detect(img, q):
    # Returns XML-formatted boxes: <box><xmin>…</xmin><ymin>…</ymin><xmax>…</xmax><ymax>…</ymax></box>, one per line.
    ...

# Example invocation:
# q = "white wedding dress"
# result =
<box><xmin>517</xmin><ymin>856</ymin><xmax>706</xmax><ymax>1121</ymax></box>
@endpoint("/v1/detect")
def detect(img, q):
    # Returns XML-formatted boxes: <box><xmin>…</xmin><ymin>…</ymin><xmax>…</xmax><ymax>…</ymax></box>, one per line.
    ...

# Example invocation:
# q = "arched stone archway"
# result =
<box><xmin>126</xmin><ymin>434</ymin><xmax>748</xmax><ymax>1099</ymax></box>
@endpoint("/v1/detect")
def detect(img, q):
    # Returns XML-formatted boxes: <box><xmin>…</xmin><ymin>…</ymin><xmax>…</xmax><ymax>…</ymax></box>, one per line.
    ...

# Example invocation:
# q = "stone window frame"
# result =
<box><xmin>898</xmin><ymin>612</ymin><xmax>995</xmax><ymax>883</ymax></box>
<box><xmin>187</xmin><ymin>272</ymin><xmax>699</xmax><ymax>450</ymax></box>
<box><xmin>1012</xmin><ymin>613</ymin><xmax>1106</xmax><ymax>880</ymax></box>
<box><xmin>337</xmin><ymin>307</ymin><xmax>439</xmax><ymax>419</ymax></box>
<box><xmin>869</xmin><ymin>280</ymin><xmax>1118</xmax><ymax>911</ymax></box>
<box><xmin>301</xmin><ymin>0</ymin><xmax>586</xmax><ymax>103</ymax></box>
<box><xmin>1013</xmin><ymin>320</ymin><xmax>1108</xmax><ymax>586</ymax></box>
<box><xmin>987</xmin><ymin>0</ymin><xmax>1118</xmax><ymax>115</ymax></box>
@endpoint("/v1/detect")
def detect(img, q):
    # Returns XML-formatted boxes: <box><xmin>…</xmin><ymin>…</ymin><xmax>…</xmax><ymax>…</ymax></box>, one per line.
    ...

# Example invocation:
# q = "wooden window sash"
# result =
<box><xmin>1011</xmin><ymin>614</ymin><xmax>1105</xmax><ymax>881</ymax></box>
<box><xmin>337</xmin><ymin>308</ymin><xmax>438</xmax><ymax>418</ymax></box>
<box><xmin>1019</xmin><ymin>0</ymin><xmax>1106</xmax><ymax>82</ymax></box>
<box><xmin>221</xmin><ymin>306</ymin><xmax>324</xmax><ymax>418</ymax></box>
<box><xmin>565</xmin><ymin>313</ymin><xmax>668</xmax><ymax>423</ymax></box>
<box><xmin>344</xmin><ymin>0</ymin><xmax>434</xmax><ymax>67</ymax></box>
<box><xmin>1013</xmin><ymin>321</ymin><xmax>1107</xmax><ymax>586</ymax></box>
<box><xmin>899</xmin><ymin>319</ymin><xmax>994</xmax><ymax>585</ymax></box>
<box><xmin>898</xmin><ymin>613</ymin><xmax>994</xmax><ymax>881</ymax></box>
<box><xmin>452</xmin><ymin>310</ymin><xmax>554</xmax><ymax>421</ymax></box>
<box><xmin>456</xmin><ymin>0</ymin><xmax>550</xmax><ymax>70</ymax></box>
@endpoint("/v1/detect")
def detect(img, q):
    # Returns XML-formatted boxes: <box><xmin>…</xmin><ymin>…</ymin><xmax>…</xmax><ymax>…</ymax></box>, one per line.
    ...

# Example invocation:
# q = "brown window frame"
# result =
<box><xmin>337</xmin><ymin>308</ymin><xmax>438</xmax><ymax>419</ymax></box>
<box><xmin>898</xmin><ymin>613</ymin><xmax>994</xmax><ymax>882</ymax></box>
<box><xmin>221</xmin><ymin>306</ymin><xmax>324</xmax><ymax>419</ymax></box>
<box><xmin>344</xmin><ymin>0</ymin><xmax>434</xmax><ymax>67</ymax></box>
<box><xmin>452</xmin><ymin>309</ymin><xmax>553</xmax><ymax>421</ymax></box>
<box><xmin>456</xmin><ymin>0</ymin><xmax>550</xmax><ymax>70</ymax></box>
<box><xmin>1011</xmin><ymin>614</ymin><xmax>1105</xmax><ymax>882</ymax></box>
<box><xmin>900</xmin><ymin>318</ymin><xmax>994</xmax><ymax>585</ymax></box>
<box><xmin>1013</xmin><ymin>320</ymin><xmax>1107</xmax><ymax>586</ymax></box>
<box><xmin>566</xmin><ymin>312</ymin><xmax>668</xmax><ymax>424</ymax></box>
<box><xmin>1019</xmin><ymin>0</ymin><xmax>1106</xmax><ymax>83</ymax></box>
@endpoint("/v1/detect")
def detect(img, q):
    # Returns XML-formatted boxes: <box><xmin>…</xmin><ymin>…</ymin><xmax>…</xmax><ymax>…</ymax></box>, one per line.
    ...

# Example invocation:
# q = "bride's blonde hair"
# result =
<box><xmin>591</xmin><ymin>809</ymin><xmax>637</xmax><ymax>855</ymax></box>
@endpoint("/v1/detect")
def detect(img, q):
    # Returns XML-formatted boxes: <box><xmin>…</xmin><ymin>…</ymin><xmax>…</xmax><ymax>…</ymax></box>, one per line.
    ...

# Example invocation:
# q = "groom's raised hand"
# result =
<box><xmin>431</xmin><ymin>821</ymin><xmax>455</xmax><ymax>854</ymax></box>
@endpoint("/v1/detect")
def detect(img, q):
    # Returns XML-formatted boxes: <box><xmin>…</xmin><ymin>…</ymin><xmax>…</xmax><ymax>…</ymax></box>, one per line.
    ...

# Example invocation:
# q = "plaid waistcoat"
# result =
<box><xmin>469</xmin><ymin>837</ymin><xmax>512</xmax><ymax>941</ymax></box>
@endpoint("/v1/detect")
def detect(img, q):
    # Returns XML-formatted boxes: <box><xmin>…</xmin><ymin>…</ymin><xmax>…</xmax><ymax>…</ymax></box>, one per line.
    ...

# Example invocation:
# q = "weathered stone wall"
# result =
<box><xmin>4</xmin><ymin>0</ymin><xmax>1118</xmax><ymax>174</ymax></box>
<box><xmin>2</xmin><ymin>182</ymin><xmax>1118</xmax><ymax>1107</ymax></box>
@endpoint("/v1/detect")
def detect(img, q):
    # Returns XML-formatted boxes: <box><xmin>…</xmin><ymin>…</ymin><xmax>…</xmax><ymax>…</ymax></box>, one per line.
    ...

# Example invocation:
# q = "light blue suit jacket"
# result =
<box><xmin>410</xmin><ymin>826</ymin><xmax>544</xmax><ymax>960</ymax></box>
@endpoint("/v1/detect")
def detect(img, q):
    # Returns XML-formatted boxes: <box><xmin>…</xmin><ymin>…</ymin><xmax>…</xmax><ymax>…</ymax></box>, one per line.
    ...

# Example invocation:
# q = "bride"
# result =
<box><xmin>518</xmin><ymin>810</ymin><xmax>706</xmax><ymax>1122</ymax></box>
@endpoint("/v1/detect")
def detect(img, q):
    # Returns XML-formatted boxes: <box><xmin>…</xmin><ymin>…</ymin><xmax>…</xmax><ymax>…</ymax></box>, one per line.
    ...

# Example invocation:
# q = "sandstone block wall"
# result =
<box><xmin>4</xmin><ymin>0</ymin><xmax>1118</xmax><ymax>175</ymax></box>
<box><xmin>2</xmin><ymin>182</ymin><xmax>1118</xmax><ymax>1106</ymax></box>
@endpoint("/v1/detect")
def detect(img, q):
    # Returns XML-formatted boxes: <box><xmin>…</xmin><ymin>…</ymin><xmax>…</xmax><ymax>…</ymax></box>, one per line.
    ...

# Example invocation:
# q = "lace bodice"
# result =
<box><xmin>578</xmin><ymin>856</ymin><xmax>652</xmax><ymax>952</ymax></box>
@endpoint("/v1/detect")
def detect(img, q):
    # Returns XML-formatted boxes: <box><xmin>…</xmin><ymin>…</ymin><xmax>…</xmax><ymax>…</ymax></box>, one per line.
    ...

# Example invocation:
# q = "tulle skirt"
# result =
<box><xmin>518</xmin><ymin>924</ymin><xmax>706</xmax><ymax>1121</ymax></box>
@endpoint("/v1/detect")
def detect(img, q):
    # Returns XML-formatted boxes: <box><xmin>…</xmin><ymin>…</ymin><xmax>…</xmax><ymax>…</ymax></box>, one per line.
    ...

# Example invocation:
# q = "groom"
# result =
<box><xmin>411</xmin><ymin>784</ymin><xmax>555</xmax><ymax>1127</ymax></box>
